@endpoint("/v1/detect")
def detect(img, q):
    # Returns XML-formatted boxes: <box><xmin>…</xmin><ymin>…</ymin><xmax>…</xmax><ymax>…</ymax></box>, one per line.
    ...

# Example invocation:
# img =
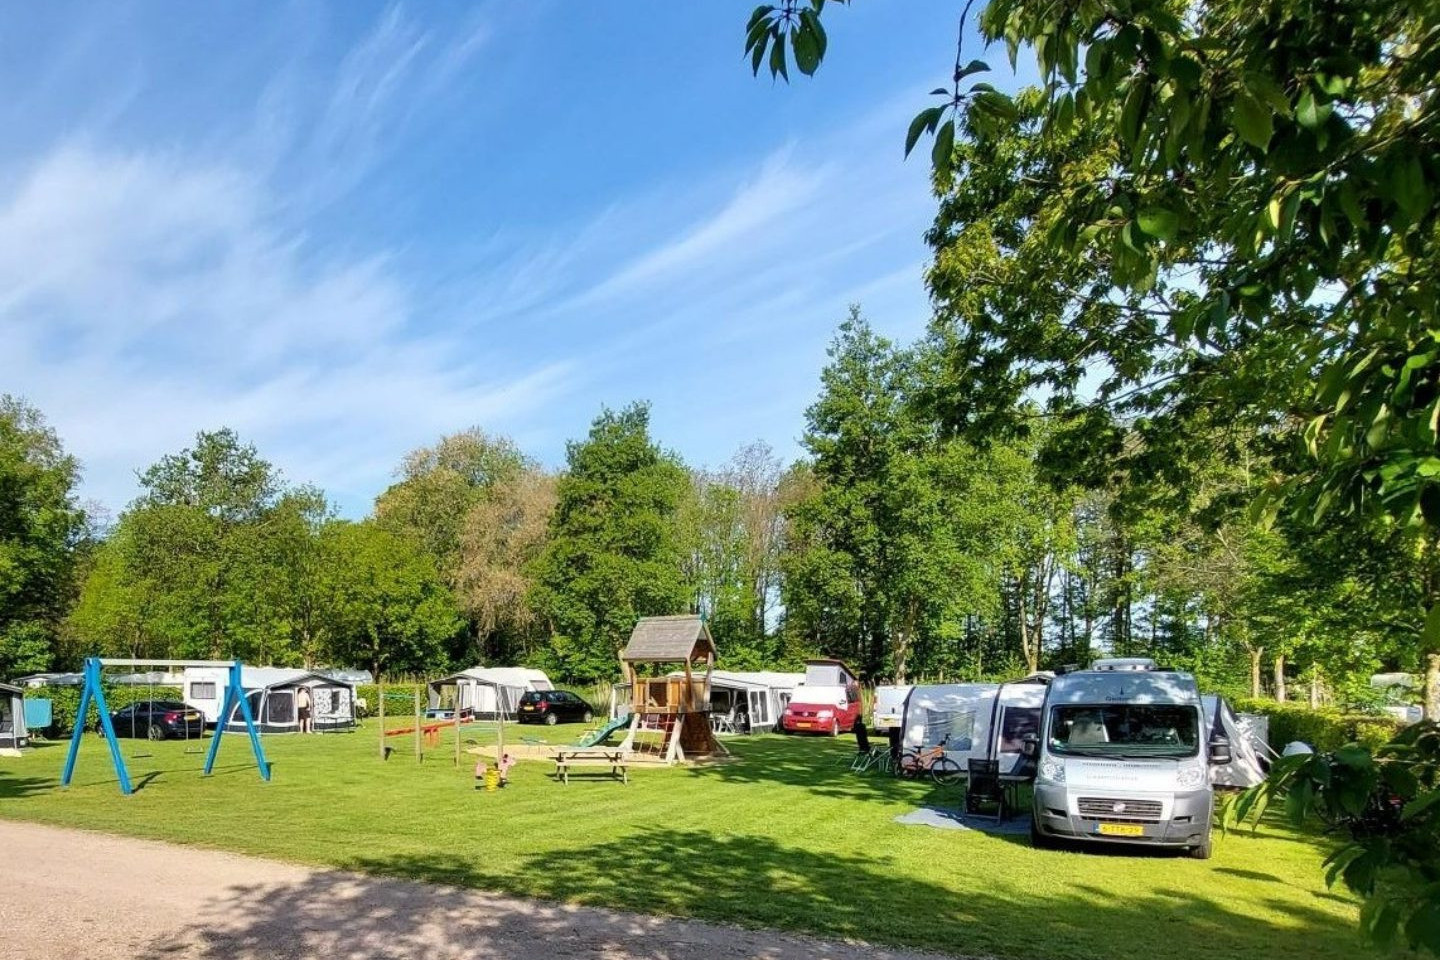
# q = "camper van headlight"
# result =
<box><xmin>1038</xmin><ymin>756</ymin><xmax>1065</xmax><ymax>784</ymax></box>
<box><xmin>1176</xmin><ymin>763</ymin><xmax>1206</xmax><ymax>789</ymax></box>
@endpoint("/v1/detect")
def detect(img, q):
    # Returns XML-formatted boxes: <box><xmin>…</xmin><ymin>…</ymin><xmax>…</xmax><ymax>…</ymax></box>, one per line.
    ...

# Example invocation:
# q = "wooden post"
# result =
<box><xmin>453</xmin><ymin>690</ymin><xmax>461</xmax><ymax>767</ymax></box>
<box><xmin>414</xmin><ymin>685</ymin><xmax>422</xmax><ymax>763</ymax></box>
<box><xmin>378</xmin><ymin>676</ymin><xmax>386</xmax><ymax>761</ymax></box>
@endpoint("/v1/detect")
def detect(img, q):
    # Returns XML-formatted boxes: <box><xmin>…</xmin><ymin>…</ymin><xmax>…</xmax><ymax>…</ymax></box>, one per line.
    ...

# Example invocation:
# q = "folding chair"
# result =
<box><xmin>965</xmin><ymin>758</ymin><xmax>1008</xmax><ymax>821</ymax></box>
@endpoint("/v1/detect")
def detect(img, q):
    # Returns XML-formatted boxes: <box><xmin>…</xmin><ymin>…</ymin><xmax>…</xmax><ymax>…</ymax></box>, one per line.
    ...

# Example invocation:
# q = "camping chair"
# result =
<box><xmin>964</xmin><ymin>758</ymin><xmax>1008</xmax><ymax>821</ymax></box>
<box><xmin>711</xmin><ymin>703</ymin><xmax>739</xmax><ymax>735</ymax></box>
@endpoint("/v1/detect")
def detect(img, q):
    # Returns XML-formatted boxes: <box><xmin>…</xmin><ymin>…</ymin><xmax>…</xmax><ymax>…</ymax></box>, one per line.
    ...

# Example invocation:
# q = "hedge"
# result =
<box><xmin>28</xmin><ymin>685</ymin><xmax>184</xmax><ymax>738</ymax></box>
<box><xmin>1233</xmin><ymin>697</ymin><xmax>1405</xmax><ymax>752</ymax></box>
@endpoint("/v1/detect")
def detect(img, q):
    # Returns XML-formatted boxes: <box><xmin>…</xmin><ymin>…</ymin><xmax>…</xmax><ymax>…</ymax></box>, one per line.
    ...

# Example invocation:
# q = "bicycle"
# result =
<box><xmin>898</xmin><ymin>739</ymin><xmax>963</xmax><ymax>785</ymax></box>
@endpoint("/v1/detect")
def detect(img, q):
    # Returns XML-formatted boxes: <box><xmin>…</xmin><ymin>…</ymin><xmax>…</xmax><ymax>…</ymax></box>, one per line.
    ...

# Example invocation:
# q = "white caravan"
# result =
<box><xmin>1026</xmin><ymin>659</ymin><xmax>1230</xmax><ymax>858</ymax></box>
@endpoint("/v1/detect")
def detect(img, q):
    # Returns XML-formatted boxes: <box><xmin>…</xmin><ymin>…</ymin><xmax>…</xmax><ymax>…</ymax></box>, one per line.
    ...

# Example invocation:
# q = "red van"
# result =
<box><xmin>780</xmin><ymin>659</ymin><xmax>862</xmax><ymax>736</ymax></box>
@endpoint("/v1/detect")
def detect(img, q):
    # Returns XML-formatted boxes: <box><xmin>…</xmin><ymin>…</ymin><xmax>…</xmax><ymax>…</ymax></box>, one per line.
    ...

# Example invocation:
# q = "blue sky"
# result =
<box><xmin>0</xmin><ymin>2</ymin><xmax>1032</xmax><ymax>517</ymax></box>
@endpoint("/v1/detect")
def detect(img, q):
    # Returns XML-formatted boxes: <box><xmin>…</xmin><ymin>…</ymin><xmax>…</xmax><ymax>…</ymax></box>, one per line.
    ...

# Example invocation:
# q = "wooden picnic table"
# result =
<box><xmin>552</xmin><ymin>748</ymin><xmax>628</xmax><ymax>785</ymax></box>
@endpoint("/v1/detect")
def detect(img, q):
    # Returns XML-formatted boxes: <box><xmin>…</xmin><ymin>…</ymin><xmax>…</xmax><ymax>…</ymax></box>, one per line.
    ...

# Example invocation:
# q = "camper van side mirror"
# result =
<box><xmin>1020</xmin><ymin>734</ymin><xmax>1039</xmax><ymax>758</ymax></box>
<box><xmin>1208</xmin><ymin>736</ymin><xmax>1232</xmax><ymax>765</ymax></box>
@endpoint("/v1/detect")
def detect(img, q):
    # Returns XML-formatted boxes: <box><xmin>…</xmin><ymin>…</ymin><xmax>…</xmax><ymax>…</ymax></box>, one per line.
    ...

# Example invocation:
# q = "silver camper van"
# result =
<box><xmin>1024</xmin><ymin>658</ymin><xmax>1230</xmax><ymax>859</ymax></box>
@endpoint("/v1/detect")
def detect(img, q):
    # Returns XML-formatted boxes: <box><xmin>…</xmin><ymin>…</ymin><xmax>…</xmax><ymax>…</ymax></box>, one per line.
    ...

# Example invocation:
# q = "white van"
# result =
<box><xmin>1024</xmin><ymin>659</ymin><xmax>1230</xmax><ymax>859</ymax></box>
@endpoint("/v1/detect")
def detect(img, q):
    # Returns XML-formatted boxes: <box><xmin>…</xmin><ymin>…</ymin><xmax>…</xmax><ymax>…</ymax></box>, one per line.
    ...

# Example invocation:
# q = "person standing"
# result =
<box><xmin>296</xmin><ymin>685</ymin><xmax>313</xmax><ymax>734</ymax></box>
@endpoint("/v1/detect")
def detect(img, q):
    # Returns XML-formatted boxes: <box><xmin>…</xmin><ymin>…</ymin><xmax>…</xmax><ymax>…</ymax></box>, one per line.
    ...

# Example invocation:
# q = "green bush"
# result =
<box><xmin>31</xmin><ymin>685</ymin><xmax>184</xmax><ymax>737</ymax></box>
<box><xmin>1233</xmin><ymin>697</ymin><xmax>1404</xmax><ymax>752</ymax></box>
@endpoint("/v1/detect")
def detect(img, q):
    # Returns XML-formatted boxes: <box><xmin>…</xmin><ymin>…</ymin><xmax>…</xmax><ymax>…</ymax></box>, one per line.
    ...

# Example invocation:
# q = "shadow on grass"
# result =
<box><xmin>145</xmin><ymin>824</ymin><xmax>1370</xmax><ymax>960</ymax></box>
<box><xmin>0</xmin><ymin>771</ymin><xmax>52</xmax><ymax>798</ymax></box>
<box><xmin>695</xmin><ymin>735</ymin><xmax>965</xmax><ymax>806</ymax></box>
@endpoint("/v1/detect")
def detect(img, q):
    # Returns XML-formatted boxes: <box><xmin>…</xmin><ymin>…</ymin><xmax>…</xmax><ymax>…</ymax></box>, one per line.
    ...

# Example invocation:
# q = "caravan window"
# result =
<box><xmin>190</xmin><ymin>682</ymin><xmax>217</xmax><ymax>700</ymax></box>
<box><xmin>998</xmin><ymin>707</ymin><xmax>1041</xmax><ymax>753</ymax></box>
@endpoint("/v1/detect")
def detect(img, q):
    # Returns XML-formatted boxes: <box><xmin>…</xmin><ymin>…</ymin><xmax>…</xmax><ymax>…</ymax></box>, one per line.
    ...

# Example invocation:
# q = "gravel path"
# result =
<box><xmin>0</xmin><ymin>820</ymin><xmax>962</xmax><ymax>960</ymax></box>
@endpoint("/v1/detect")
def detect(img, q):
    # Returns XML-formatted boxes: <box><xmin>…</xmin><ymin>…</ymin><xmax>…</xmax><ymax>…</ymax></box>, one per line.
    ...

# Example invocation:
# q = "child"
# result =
<box><xmin>473</xmin><ymin>759</ymin><xmax>487</xmax><ymax>789</ymax></box>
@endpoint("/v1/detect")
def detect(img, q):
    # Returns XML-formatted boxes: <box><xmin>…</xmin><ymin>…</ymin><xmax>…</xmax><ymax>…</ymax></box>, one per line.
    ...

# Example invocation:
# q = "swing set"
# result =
<box><xmin>61</xmin><ymin>657</ymin><xmax>271</xmax><ymax>796</ymax></box>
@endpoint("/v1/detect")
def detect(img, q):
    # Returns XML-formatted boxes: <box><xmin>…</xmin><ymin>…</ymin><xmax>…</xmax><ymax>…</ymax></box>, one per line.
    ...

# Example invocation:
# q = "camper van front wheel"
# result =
<box><xmin>1188</xmin><ymin>834</ymin><xmax>1212</xmax><ymax>860</ymax></box>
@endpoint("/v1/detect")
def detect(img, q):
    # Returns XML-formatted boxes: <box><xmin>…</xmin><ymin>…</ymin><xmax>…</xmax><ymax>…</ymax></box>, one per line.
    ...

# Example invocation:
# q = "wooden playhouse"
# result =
<box><xmin>617</xmin><ymin>615</ymin><xmax>727</xmax><ymax>764</ymax></box>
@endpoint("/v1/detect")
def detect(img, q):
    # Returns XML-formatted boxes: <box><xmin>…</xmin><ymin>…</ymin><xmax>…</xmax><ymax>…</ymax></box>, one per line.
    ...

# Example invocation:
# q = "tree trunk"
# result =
<box><xmin>1425</xmin><ymin>653</ymin><xmax>1440</xmax><ymax>721</ymax></box>
<box><xmin>1249</xmin><ymin>645</ymin><xmax>1264</xmax><ymax>699</ymax></box>
<box><xmin>1017</xmin><ymin>578</ymin><xmax>1038</xmax><ymax>673</ymax></box>
<box><xmin>1273</xmin><ymin>654</ymin><xmax>1287</xmax><ymax>702</ymax></box>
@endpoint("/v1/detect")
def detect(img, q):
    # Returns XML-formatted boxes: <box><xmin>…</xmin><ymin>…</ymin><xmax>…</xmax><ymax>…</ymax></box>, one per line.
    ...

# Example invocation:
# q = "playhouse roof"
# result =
<box><xmin>0</xmin><ymin>681</ymin><xmax>21</xmax><ymax>696</ymax></box>
<box><xmin>623</xmin><ymin>615</ymin><xmax>717</xmax><ymax>663</ymax></box>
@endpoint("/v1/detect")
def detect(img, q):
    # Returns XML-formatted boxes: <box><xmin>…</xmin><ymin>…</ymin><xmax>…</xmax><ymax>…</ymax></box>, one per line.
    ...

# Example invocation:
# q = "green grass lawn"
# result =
<box><xmin>0</xmin><ymin>721</ymin><xmax>1377</xmax><ymax>960</ymax></box>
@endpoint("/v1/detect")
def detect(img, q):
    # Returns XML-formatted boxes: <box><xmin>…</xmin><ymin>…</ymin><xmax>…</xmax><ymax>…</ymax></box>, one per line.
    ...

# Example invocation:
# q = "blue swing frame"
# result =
<box><xmin>61</xmin><ymin>657</ymin><xmax>271</xmax><ymax>796</ymax></box>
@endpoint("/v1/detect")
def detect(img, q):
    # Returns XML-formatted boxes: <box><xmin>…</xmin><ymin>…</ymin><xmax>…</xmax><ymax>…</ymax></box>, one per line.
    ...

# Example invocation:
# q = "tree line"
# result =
<box><xmin>1</xmin><ymin>345</ymin><xmax>1433</xmax><ymax>715</ymax></box>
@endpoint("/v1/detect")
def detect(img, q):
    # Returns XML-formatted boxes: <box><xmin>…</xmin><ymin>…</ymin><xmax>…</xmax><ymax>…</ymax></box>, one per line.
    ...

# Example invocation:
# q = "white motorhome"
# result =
<box><xmin>1026</xmin><ymin>659</ymin><xmax>1230</xmax><ymax>858</ymax></box>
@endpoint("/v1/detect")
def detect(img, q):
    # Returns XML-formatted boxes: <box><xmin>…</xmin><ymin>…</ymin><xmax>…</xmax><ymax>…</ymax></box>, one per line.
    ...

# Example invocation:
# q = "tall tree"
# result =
<box><xmin>318</xmin><ymin>520</ymin><xmax>461</xmax><ymax>679</ymax></box>
<box><xmin>531</xmin><ymin>403</ymin><xmax>690</xmax><ymax>680</ymax></box>
<box><xmin>375</xmin><ymin>428</ymin><xmax>531</xmax><ymax>661</ymax></box>
<box><xmin>0</xmin><ymin>396</ymin><xmax>86</xmax><ymax>676</ymax></box>
<box><xmin>454</xmin><ymin>467</ymin><xmax>557</xmax><ymax>664</ymax></box>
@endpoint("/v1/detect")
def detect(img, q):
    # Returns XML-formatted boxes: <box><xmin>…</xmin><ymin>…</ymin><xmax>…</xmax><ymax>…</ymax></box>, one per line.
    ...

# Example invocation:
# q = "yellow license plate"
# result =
<box><xmin>1097</xmin><ymin>823</ymin><xmax>1145</xmax><ymax>837</ymax></box>
<box><xmin>795</xmin><ymin>722</ymin><xmax>812</xmax><ymax>729</ymax></box>
<box><xmin>521</xmin><ymin>705</ymin><xmax>533</xmax><ymax>711</ymax></box>
<box><xmin>185</xmin><ymin>713</ymin><xmax>200</xmax><ymax>721</ymax></box>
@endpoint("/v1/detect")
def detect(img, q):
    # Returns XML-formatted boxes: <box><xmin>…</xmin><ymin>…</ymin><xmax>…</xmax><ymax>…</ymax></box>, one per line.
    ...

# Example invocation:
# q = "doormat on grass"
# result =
<box><xmin>894</xmin><ymin>806</ymin><xmax>1030</xmax><ymax>835</ymax></box>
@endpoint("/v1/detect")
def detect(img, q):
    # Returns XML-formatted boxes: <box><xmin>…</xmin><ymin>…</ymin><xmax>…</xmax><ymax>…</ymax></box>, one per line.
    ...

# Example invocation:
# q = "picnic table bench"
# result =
<box><xmin>552</xmin><ymin>748</ymin><xmax>628</xmax><ymax>785</ymax></box>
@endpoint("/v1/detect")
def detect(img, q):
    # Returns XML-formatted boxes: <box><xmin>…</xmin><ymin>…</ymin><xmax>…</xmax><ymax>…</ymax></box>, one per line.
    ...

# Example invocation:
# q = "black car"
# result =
<box><xmin>516</xmin><ymin>690</ymin><xmax>594</xmax><ymax>725</ymax></box>
<box><xmin>105</xmin><ymin>701</ymin><xmax>206</xmax><ymax>740</ymax></box>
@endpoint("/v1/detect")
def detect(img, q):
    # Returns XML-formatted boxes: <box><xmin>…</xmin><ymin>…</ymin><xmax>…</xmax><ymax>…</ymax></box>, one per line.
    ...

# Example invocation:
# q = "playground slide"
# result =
<box><xmin>575</xmin><ymin>714</ymin><xmax>631</xmax><ymax>748</ymax></box>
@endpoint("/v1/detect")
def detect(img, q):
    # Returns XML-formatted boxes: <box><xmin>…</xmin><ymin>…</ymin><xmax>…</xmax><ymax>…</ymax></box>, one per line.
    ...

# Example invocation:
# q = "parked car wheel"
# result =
<box><xmin>544</xmin><ymin>712</ymin><xmax>558</xmax><ymax>726</ymax></box>
<box><xmin>147</xmin><ymin>724</ymin><xmax>166</xmax><ymax>741</ymax></box>
<box><xmin>829</xmin><ymin>718</ymin><xmax>840</xmax><ymax>737</ymax></box>
<box><xmin>582</xmin><ymin>710</ymin><xmax>593</xmax><ymax>723</ymax></box>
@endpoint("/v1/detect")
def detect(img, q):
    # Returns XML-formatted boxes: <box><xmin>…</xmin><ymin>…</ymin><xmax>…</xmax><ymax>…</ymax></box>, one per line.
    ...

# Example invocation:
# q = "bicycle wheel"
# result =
<box><xmin>930</xmin><ymin>756</ymin><xmax>963</xmax><ymax>786</ymax></box>
<box><xmin>897</xmin><ymin>750</ymin><xmax>923</xmax><ymax>778</ymax></box>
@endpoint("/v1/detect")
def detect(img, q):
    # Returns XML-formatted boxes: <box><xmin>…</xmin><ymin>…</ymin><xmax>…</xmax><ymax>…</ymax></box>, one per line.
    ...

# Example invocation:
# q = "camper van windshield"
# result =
<box><xmin>1048</xmin><ymin>704</ymin><xmax>1200</xmax><ymax>758</ymax></box>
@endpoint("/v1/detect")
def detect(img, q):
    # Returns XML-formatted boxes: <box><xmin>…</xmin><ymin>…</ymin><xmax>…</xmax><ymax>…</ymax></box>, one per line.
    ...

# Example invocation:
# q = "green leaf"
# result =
<box><xmin>1137</xmin><ymin>206</ymin><xmax>1180</xmax><ymax>241</ymax></box>
<box><xmin>956</xmin><ymin>59</ymin><xmax>989</xmax><ymax>81</ymax></box>
<box><xmin>931</xmin><ymin>118</ymin><xmax>956</xmax><ymax>176</ymax></box>
<box><xmin>769</xmin><ymin>34</ymin><xmax>788</xmax><ymax>81</ymax></box>
<box><xmin>905</xmin><ymin>106</ymin><xmax>944</xmax><ymax>158</ymax></box>
<box><xmin>1232</xmin><ymin>91</ymin><xmax>1273</xmax><ymax>149</ymax></box>
<box><xmin>1296</xmin><ymin>89</ymin><xmax>1333</xmax><ymax>131</ymax></box>
<box><xmin>802</xmin><ymin>8</ymin><xmax>827</xmax><ymax>60</ymax></box>
<box><xmin>791</xmin><ymin>22</ymin><xmax>821</xmax><ymax>76</ymax></box>
<box><xmin>1401</xmin><ymin>788</ymin><xmax>1440</xmax><ymax>821</ymax></box>
<box><xmin>750</xmin><ymin>31</ymin><xmax>768</xmax><ymax>75</ymax></box>
<box><xmin>1119</xmin><ymin>80</ymin><xmax>1147</xmax><ymax>148</ymax></box>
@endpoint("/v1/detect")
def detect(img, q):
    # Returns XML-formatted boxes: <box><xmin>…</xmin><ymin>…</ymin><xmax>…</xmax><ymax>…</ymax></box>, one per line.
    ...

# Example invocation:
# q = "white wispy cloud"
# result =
<box><xmin>0</xmin><ymin>142</ymin><xmax>574</xmax><ymax>513</ymax></box>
